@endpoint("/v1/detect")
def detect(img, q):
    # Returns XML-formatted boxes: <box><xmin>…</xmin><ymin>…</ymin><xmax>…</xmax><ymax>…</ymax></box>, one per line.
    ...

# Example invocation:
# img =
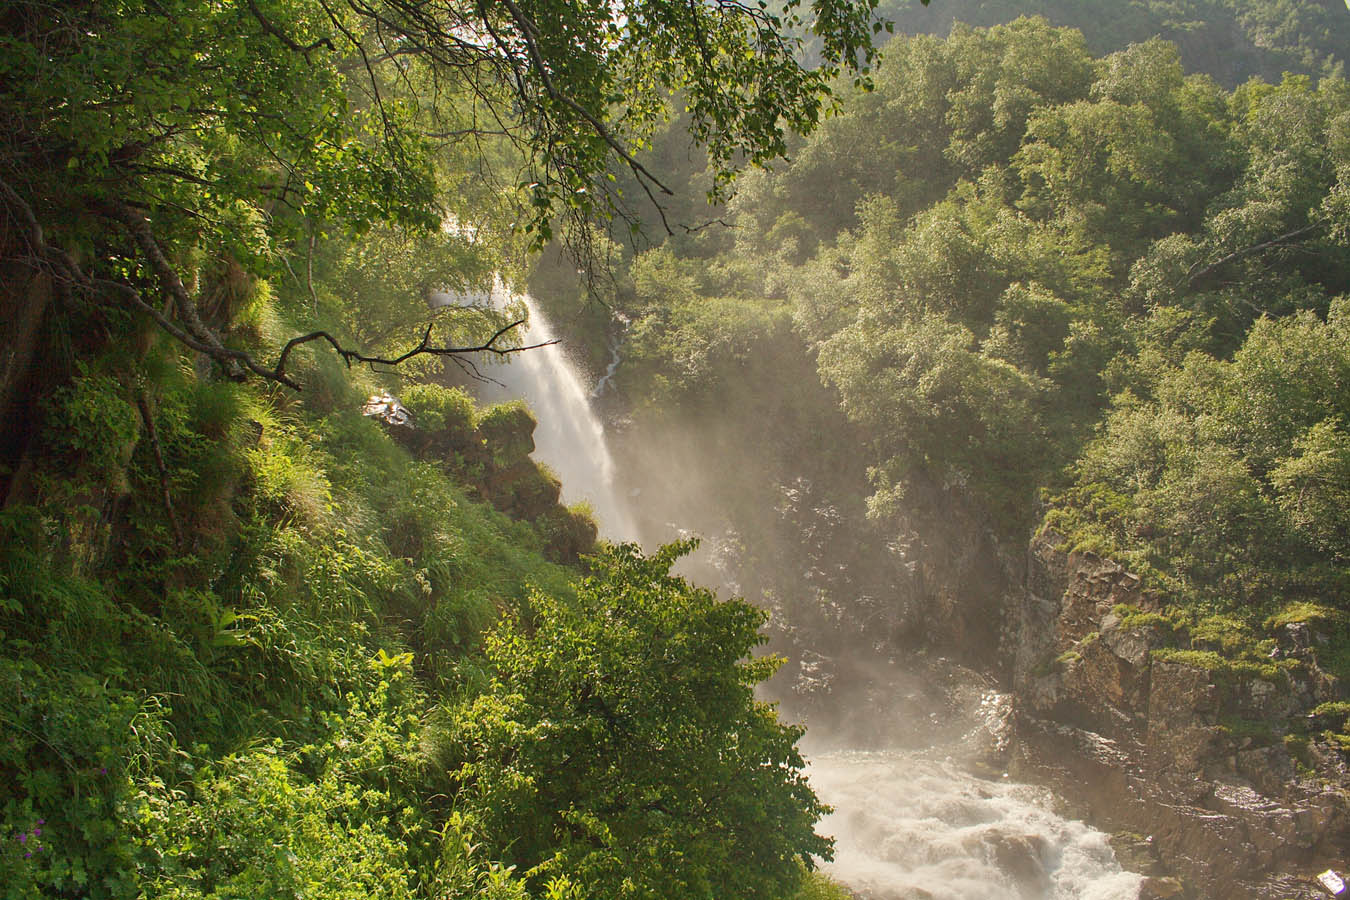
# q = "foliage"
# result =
<box><xmin>132</xmin><ymin>659</ymin><xmax>425</xmax><ymax>900</ymax></box>
<box><xmin>560</xmin><ymin>11</ymin><xmax>1350</xmax><ymax>712</ymax></box>
<box><xmin>0</xmin><ymin>0</ymin><xmax>906</xmax><ymax>397</ymax></box>
<box><xmin>429</xmin><ymin>541</ymin><xmax>831</xmax><ymax>900</ymax></box>
<box><xmin>1061</xmin><ymin>301</ymin><xmax>1350</xmax><ymax>616</ymax></box>
<box><xmin>0</xmin><ymin>341</ymin><xmax>589</xmax><ymax>898</ymax></box>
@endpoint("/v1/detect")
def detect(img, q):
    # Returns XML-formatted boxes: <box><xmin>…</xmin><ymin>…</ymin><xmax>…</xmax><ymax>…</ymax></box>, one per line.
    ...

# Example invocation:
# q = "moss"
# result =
<box><xmin>535</xmin><ymin>502</ymin><xmax>599</xmax><ymax>566</ymax></box>
<box><xmin>1191</xmin><ymin>613</ymin><xmax>1260</xmax><ymax>655</ymax></box>
<box><xmin>1150</xmin><ymin>647</ymin><xmax>1295</xmax><ymax>682</ymax></box>
<box><xmin>1311</xmin><ymin>701</ymin><xmax>1350</xmax><ymax>729</ymax></box>
<box><xmin>475</xmin><ymin>400</ymin><xmax>536</xmax><ymax>465</ymax></box>
<box><xmin>400</xmin><ymin>382</ymin><xmax>475</xmax><ymax>437</ymax></box>
<box><xmin>1284</xmin><ymin>732</ymin><xmax>1313</xmax><ymax>768</ymax></box>
<box><xmin>1111</xmin><ymin>603</ymin><xmax>1183</xmax><ymax>631</ymax></box>
<box><xmin>1218</xmin><ymin>715</ymin><xmax>1277</xmax><ymax>745</ymax></box>
<box><xmin>1264</xmin><ymin>601</ymin><xmax>1347</xmax><ymax>631</ymax></box>
<box><xmin>1325</xmin><ymin>732</ymin><xmax>1350</xmax><ymax>753</ymax></box>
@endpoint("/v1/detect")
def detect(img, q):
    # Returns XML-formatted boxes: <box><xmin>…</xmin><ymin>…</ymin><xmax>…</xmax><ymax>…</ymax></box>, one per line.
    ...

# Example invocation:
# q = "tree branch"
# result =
<box><xmin>105</xmin><ymin>200</ymin><xmax>247</xmax><ymax>379</ymax></box>
<box><xmin>271</xmin><ymin>318</ymin><xmax>556</xmax><ymax>377</ymax></box>
<box><xmin>242</xmin><ymin>0</ymin><xmax>336</xmax><ymax>59</ymax></box>
<box><xmin>0</xmin><ymin>177</ymin><xmax>551</xmax><ymax>392</ymax></box>
<box><xmin>1187</xmin><ymin>222</ymin><xmax>1324</xmax><ymax>287</ymax></box>
<box><xmin>495</xmin><ymin>0</ymin><xmax>676</xmax><ymax>199</ymax></box>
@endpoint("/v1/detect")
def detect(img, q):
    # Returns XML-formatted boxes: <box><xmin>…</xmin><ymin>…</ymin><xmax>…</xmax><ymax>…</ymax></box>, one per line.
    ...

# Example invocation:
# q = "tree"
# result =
<box><xmin>0</xmin><ymin>0</ymin><xmax>906</xmax><ymax>392</ymax></box>
<box><xmin>428</xmin><ymin>541</ymin><xmax>831</xmax><ymax>900</ymax></box>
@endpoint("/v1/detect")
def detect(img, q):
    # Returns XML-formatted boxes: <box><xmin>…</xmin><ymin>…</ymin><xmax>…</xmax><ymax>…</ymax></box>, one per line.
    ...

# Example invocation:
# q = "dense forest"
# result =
<box><xmin>0</xmin><ymin>0</ymin><xmax>887</xmax><ymax>896</ymax></box>
<box><xmin>2</xmin><ymin>0</ymin><xmax>1349</xmax><ymax>898</ymax></box>
<box><xmin>533</xmin><ymin>8</ymin><xmax>1350</xmax><ymax>726</ymax></box>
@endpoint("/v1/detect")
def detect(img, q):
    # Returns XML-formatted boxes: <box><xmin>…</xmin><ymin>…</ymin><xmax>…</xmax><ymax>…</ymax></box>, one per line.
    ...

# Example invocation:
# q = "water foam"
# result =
<box><xmin>809</xmin><ymin>749</ymin><xmax>1142</xmax><ymax>900</ymax></box>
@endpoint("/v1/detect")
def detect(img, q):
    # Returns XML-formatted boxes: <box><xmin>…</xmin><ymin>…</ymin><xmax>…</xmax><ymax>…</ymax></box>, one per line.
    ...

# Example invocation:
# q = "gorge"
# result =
<box><xmin>3</xmin><ymin>1</ymin><xmax>1349</xmax><ymax>899</ymax></box>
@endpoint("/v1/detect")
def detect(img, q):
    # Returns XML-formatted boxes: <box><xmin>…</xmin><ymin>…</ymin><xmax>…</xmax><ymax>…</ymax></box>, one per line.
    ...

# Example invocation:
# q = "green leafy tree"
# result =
<box><xmin>0</xmin><ymin>0</ymin><xmax>904</xmax><ymax>391</ymax></box>
<box><xmin>430</xmin><ymin>541</ymin><xmax>831</xmax><ymax>900</ymax></box>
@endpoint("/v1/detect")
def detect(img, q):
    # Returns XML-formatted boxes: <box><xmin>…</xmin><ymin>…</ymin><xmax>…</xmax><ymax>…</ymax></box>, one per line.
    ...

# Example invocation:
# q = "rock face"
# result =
<box><xmin>1006</xmin><ymin>533</ymin><xmax>1349</xmax><ymax>898</ymax></box>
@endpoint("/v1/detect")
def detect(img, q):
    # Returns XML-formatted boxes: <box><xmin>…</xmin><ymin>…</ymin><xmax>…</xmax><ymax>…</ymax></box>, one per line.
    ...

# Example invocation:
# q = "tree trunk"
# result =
<box><xmin>0</xmin><ymin>263</ymin><xmax>53</xmax><ymax>507</ymax></box>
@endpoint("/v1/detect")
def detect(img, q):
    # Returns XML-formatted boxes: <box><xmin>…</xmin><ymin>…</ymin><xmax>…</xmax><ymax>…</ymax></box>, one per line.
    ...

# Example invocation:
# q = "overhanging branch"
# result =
<box><xmin>0</xmin><ymin>177</ymin><xmax>554</xmax><ymax>391</ymax></box>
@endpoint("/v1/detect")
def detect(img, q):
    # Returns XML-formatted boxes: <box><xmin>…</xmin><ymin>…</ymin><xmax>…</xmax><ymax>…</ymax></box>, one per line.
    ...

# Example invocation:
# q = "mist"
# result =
<box><xmin>468</xmin><ymin>286</ymin><xmax>1148</xmax><ymax>900</ymax></box>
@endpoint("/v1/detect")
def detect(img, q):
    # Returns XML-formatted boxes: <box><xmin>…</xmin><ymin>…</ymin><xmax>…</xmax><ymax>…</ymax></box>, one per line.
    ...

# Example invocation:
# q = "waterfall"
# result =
<box><xmin>590</xmin><ymin>334</ymin><xmax>623</xmax><ymax>398</ymax></box>
<box><xmin>458</xmin><ymin>285</ymin><xmax>1141</xmax><ymax>900</ymax></box>
<box><xmin>471</xmin><ymin>285</ymin><xmax>639</xmax><ymax>542</ymax></box>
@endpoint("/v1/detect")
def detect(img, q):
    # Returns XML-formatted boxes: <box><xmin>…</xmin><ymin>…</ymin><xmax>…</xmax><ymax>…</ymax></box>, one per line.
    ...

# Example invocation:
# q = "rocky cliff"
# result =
<box><xmin>1006</xmin><ymin>533</ymin><xmax>1349</xmax><ymax>898</ymax></box>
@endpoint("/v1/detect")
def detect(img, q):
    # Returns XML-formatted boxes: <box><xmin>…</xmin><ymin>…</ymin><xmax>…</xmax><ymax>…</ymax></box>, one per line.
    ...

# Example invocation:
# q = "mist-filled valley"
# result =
<box><xmin>2</xmin><ymin>1</ymin><xmax>1349</xmax><ymax>899</ymax></box>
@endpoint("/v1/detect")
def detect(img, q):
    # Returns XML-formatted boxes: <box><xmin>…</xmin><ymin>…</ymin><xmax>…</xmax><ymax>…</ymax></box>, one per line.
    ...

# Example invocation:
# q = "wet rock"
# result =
<box><xmin>1003</xmin><ymin>534</ymin><xmax>1350</xmax><ymax>897</ymax></box>
<box><xmin>1100</xmin><ymin>612</ymin><xmax>1157</xmax><ymax>668</ymax></box>
<box><xmin>1110</xmin><ymin>832</ymin><xmax>1168</xmax><ymax>876</ymax></box>
<box><xmin>963</xmin><ymin>829</ymin><xmax>1050</xmax><ymax>894</ymax></box>
<box><xmin>361</xmin><ymin>391</ymin><xmax>413</xmax><ymax>427</ymax></box>
<box><xmin>1279</xmin><ymin>622</ymin><xmax>1312</xmax><ymax>656</ymax></box>
<box><xmin>1236</xmin><ymin>745</ymin><xmax>1297</xmax><ymax>798</ymax></box>
<box><xmin>1138</xmin><ymin>876</ymin><xmax>1185</xmax><ymax>899</ymax></box>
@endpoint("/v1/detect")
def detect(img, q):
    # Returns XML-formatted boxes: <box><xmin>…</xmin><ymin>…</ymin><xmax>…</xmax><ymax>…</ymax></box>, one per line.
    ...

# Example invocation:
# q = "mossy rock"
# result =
<box><xmin>484</xmin><ymin>460</ymin><xmax>561</xmax><ymax>520</ymax></box>
<box><xmin>401</xmin><ymin>383</ymin><xmax>475</xmax><ymax>434</ymax></box>
<box><xmin>536</xmin><ymin>504</ymin><xmax>599</xmax><ymax>565</ymax></box>
<box><xmin>399</xmin><ymin>382</ymin><xmax>478</xmax><ymax>455</ymax></box>
<box><xmin>475</xmin><ymin>400</ymin><xmax>536</xmax><ymax>466</ymax></box>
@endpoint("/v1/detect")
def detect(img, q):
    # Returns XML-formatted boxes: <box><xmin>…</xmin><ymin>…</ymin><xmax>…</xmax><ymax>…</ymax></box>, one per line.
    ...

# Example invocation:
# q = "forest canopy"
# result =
<box><xmin>546</xmin><ymin>12</ymin><xmax>1350</xmax><ymax>694</ymax></box>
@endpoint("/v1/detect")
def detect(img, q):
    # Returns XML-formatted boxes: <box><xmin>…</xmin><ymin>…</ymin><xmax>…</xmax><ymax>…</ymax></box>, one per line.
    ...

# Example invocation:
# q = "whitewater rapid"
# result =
<box><xmin>809</xmin><ymin>749</ymin><xmax>1143</xmax><ymax>900</ymax></box>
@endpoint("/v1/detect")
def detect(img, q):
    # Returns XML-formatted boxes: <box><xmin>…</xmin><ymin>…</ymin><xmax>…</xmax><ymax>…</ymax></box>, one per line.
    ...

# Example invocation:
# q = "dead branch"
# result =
<box><xmin>1187</xmin><ymin>222</ymin><xmax>1324</xmax><ymax>287</ymax></box>
<box><xmin>270</xmin><ymin>318</ymin><xmax>557</xmax><ymax>377</ymax></box>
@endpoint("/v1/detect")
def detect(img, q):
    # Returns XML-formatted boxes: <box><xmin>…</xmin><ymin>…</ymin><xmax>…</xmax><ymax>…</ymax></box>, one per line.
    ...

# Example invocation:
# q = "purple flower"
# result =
<box><xmin>18</xmin><ymin>833</ymin><xmax>26</xmax><ymax>844</ymax></box>
<box><xmin>36</xmin><ymin>819</ymin><xmax>43</xmax><ymax>826</ymax></box>
<box><xmin>32</xmin><ymin>828</ymin><xmax>40</xmax><ymax>837</ymax></box>
<box><xmin>100</xmin><ymin>768</ymin><xmax>107</xmax><ymax>775</ymax></box>
<box><xmin>24</xmin><ymin>851</ymin><xmax>31</xmax><ymax>859</ymax></box>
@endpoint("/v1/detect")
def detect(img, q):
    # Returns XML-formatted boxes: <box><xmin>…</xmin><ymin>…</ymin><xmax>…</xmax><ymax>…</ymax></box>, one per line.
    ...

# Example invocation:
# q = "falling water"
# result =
<box><xmin>457</xmin><ymin>284</ymin><xmax>1141</xmax><ymax>899</ymax></box>
<box><xmin>468</xmin><ymin>284</ymin><xmax>639</xmax><ymax>542</ymax></box>
<box><xmin>590</xmin><ymin>335</ymin><xmax>623</xmax><ymax>398</ymax></box>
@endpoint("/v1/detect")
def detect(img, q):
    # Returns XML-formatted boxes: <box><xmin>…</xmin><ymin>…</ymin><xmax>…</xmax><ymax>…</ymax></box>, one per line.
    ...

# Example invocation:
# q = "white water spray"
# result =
<box><xmin>471</xmin><ymin>285</ymin><xmax>639</xmax><ymax>542</ymax></box>
<box><xmin>461</xmin><ymin>284</ymin><xmax>1140</xmax><ymax>899</ymax></box>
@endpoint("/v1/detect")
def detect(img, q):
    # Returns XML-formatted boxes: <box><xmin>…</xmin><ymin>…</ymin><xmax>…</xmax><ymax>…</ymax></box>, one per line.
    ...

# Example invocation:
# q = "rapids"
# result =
<box><xmin>808</xmin><ymin>749</ymin><xmax>1143</xmax><ymax>900</ymax></box>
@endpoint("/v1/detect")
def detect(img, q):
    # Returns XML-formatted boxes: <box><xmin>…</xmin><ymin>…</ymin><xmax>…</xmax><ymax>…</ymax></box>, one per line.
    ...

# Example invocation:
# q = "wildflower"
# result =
<box><xmin>18</xmin><ymin>833</ymin><xmax>26</xmax><ymax>844</ymax></box>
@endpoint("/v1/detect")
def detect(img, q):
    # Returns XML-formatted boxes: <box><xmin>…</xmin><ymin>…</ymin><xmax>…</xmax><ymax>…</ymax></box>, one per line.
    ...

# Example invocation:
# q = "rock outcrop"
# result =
<box><xmin>1007</xmin><ymin>533</ymin><xmax>1349</xmax><ymax>898</ymax></box>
